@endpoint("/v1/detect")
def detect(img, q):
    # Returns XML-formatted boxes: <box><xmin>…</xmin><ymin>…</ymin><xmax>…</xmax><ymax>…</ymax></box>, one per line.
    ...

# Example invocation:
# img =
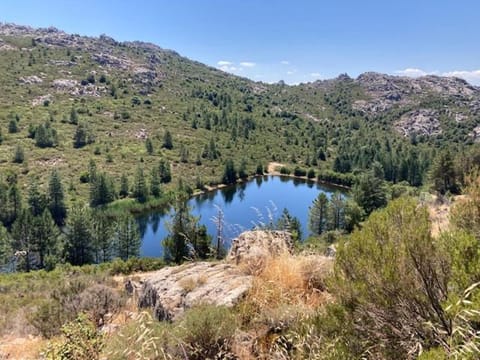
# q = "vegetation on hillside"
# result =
<box><xmin>1</xmin><ymin>25</ymin><xmax>480</xmax><ymax>359</ymax></box>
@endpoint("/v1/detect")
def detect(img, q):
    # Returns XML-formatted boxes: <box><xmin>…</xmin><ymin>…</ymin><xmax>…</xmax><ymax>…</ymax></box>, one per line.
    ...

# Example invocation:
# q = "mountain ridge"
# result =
<box><xmin>1</xmin><ymin>22</ymin><xmax>478</xmax><ymax>89</ymax></box>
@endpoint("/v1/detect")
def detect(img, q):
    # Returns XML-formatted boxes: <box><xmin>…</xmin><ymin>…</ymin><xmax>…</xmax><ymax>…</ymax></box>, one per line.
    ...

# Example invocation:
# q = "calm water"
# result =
<box><xmin>138</xmin><ymin>176</ymin><xmax>343</xmax><ymax>258</ymax></box>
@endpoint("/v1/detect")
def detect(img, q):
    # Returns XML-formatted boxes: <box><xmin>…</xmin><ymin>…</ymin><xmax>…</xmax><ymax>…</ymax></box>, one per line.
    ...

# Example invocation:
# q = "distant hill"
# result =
<box><xmin>0</xmin><ymin>23</ymin><xmax>479</xmax><ymax>201</ymax></box>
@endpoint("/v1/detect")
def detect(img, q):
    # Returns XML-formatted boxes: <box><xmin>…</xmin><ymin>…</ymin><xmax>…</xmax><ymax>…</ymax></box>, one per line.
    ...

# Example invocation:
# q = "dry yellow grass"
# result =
<box><xmin>0</xmin><ymin>335</ymin><xmax>48</xmax><ymax>359</ymax></box>
<box><xmin>241</xmin><ymin>254</ymin><xmax>333</xmax><ymax>319</ymax></box>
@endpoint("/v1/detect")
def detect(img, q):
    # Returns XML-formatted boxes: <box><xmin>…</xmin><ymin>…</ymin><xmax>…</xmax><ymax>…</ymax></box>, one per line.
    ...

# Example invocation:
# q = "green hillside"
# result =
<box><xmin>0</xmin><ymin>24</ymin><xmax>479</xmax><ymax>206</ymax></box>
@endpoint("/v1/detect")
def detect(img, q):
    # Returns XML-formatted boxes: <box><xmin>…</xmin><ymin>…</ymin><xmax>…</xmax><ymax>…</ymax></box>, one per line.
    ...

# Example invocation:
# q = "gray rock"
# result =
<box><xmin>227</xmin><ymin>230</ymin><xmax>293</xmax><ymax>265</ymax></box>
<box><xmin>18</xmin><ymin>75</ymin><xmax>43</xmax><ymax>84</ymax></box>
<box><xmin>395</xmin><ymin>109</ymin><xmax>441</xmax><ymax>137</ymax></box>
<box><xmin>137</xmin><ymin>262</ymin><xmax>253</xmax><ymax>321</ymax></box>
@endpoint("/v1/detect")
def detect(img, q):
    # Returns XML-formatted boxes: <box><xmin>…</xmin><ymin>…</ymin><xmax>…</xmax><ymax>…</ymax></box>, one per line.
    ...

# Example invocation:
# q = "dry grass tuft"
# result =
<box><xmin>239</xmin><ymin>254</ymin><xmax>333</xmax><ymax>327</ymax></box>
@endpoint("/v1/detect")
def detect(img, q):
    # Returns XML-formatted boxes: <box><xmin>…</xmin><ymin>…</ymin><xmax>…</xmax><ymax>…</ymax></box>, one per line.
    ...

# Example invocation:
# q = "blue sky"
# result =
<box><xmin>1</xmin><ymin>0</ymin><xmax>479</xmax><ymax>85</ymax></box>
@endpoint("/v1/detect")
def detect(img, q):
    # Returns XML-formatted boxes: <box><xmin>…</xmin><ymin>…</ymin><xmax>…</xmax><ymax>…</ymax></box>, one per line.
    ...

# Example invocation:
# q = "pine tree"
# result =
<box><xmin>222</xmin><ymin>159</ymin><xmax>237</xmax><ymax>184</ymax></box>
<box><xmin>309</xmin><ymin>193</ymin><xmax>329</xmax><ymax>235</ymax></box>
<box><xmin>208</xmin><ymin>138</ymin><xmax>218</xmax><ymax>160</ymax></box>
<box><xmin>133</xmin><ymin>166</ymin><xmax>148</xmax><ymax>203</ymax></box>
<box><xmin>119</xmin><ymin>174</ymin><xmax>129</xmax><ymax>198</ymax></box>
<box><xmin>11</xmin><ymin>209</ymin><xmax>34</xmax><ymax>271</ymax></box>
<box><xmin>32</xmin><ymin>209</ymin><xmax>60</xmax><ymax>269</ymax></box>
<box><xmin>277</xmin><ymin>208</ymin><xmax>302</xmax><ymax>243</ymax></box>
<box><xmin>430</xmin><ymin>150</ymin><xmax>458</xmax><ymax>194</ymax></box>
<box><xmin>6</xmin><ymin>183</ymin><xmax>22</xmax><ymax>227</ymax></box>
<box><xmin>116</xmin><ymin>213</ymin><xmax>140</xmax><ymax>260</ymax></box>
<box><xmin>179</xmin><ymin>144</ymin><xmax>189</xmax><ymax>163</ymax></box>
<box><xmin>91</xmin><ymin>210</ymin><xmax>115</xmax><ymax>263</ymax></box>
<box><xmin>0</xmin><ymin>224</ymin><xmax>12</xmax><ymax>268</ymax></box>
<box><xmin>69</xmin><ymin>107</ymin><xmax>78</xmax><ymax>124</ymax></box>
<box><xmin>8</xmin><ymin>118</ymin><xmax>18</xmax><ymax>133</ymax></box>
<box><xmin>12</xmin><ymin>144</ymin><xmax>25</xmax><ymax>163</ymax></box>
<box><xmin>327</xmin><ymin>192</ymin><xmax>346</xmax><ymax>231</ymax></box>
<box><xmin>145</xmin><ymin>138</ymin><xmax>154</xmax><ymax>155</ymax></box>
<box><xmin>66</xmin><ymin>205</ymin><xmax>93</xmax><ymax>266</ymax></box>
<box><xmin>150</xmin><ymin>168</ymin><xmax>161</xmax><ymax>198</ymax></box>
<box><xmin>238</xmin><ymin>159</ymin><xmax>248</xmax><ymax>179</ymax></box>
<box><xmin>353</xmin><ymin>172</ymin><xmax>387</xmax><ymax>215</ymax></box>
<box><xmin>344</xmin><ymin>200</ymin><xmax>364</xmax><ymax>233</ymax></box>
<box><xmin>28</xmin><ymin>179</ymin><xmax>47</xmax><ymax>216</ymax></box>
<box><xmin>158</xmin><ymin>160</ymin><xmax>172</xmax><ymax>183</ymax></box>
<box><xmin>0</xmin><ymin>126</ymin><xmax>3</xmax><ymax>144</ymax></box>
<box><xmin>34</xmin><ymin>123</ymin><xmax>56</xmax><ymax>148</ymax></box>
<box><xmin>162</xmin><ymin>130</ymin><xmax>173</xmax><ymax>149</ymax></box>
<box><xmin>192</xmin><ymin>224</ymin><xmax>211</xmax><ymax>259</ymax></box>
<box><xmin>73</xmin><ymin>123</ymin><xmax>94</xmax><ymax>148</ymax></box>
<box><xmin>163</xmin><ymin>197</ymin><xmax>197</xmax><ymax>263</ymax></box>
<box><xmin>48</xmin><ymin>170</ymin><xmax>67</xmax><ymax>226</ymax></box>
<box><xmin>0</xmin><ymin>180</ymin><xmax>7</xmax><ymax>227</ymax></box>
<box><xmin>90</xmin><ymin>172</ymin><xmax>115</xmax><ymax>207</ymax></box>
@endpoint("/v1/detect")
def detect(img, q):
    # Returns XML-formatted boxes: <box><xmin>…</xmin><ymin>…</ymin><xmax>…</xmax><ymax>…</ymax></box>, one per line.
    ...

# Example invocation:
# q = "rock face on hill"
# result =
<box><xmin>353</xmin><ymin>72</ymin><xmax>480</xmax><ymax>115</ymax></box>
<box><xmin>136</xmin><ymin>230</ymin><xmax>293</xmax><ymax>321</ymax></box>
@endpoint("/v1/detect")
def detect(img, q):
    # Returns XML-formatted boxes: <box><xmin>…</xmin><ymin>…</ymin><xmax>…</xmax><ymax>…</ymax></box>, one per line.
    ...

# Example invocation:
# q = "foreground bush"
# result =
<box><xmin>44</xmin><ymin>314</ymin><xmax>104</xmax><ymax>360</ymax></box>
<box><xmin>106</xmin><ymin>306</ymin><xmax>237</xmax><ymax>360</ymax></box>
<box><xmin>333</xmin><ymin>197</ymin><xmax>450</xmax><ymax>358</ymax></box>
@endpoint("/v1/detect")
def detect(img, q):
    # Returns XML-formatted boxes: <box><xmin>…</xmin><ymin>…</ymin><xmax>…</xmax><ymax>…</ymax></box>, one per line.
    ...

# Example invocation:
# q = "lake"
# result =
<box><xmin>138</xmin><ymin>175</ymin><xmax>344</xmax><ymax>258</ymax></box>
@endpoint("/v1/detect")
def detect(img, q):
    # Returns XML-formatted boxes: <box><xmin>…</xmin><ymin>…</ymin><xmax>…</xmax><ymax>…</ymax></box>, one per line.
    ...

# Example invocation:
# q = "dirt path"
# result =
<box><xmin>267</xmin><ymin>162</ymin><xmax>285</xmax><ymax>175</ymax></box>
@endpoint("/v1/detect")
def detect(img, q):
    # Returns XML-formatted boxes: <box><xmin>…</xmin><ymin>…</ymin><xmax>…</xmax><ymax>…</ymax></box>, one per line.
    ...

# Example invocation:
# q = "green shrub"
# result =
<box><xmin>176</xmin><ymin>305</ymin><xmax>237</xmax><ymax>359</ymax></box>
<box><xmin>293</xmin><ymin>167</ymin><xmax>307</xmax><ymax>177</ymax></box>
<box><xmin>44</xmin><ymin>314</ymin><xmax>104</xmax><ymax>360</ymax></box>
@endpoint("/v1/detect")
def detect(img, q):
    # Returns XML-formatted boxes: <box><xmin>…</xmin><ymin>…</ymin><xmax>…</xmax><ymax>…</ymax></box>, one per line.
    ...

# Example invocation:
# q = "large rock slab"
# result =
<box><xmin>138</xmin><ymin>262</ymin><xmax>252</xmax><ymax>321</ymax></box>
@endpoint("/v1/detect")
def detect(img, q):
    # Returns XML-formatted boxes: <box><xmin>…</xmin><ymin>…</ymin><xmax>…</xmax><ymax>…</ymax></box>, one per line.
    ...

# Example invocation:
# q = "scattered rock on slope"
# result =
<box><xmin>395</xmin><ymin>109</ymin><xmax>441</xmax><ymax>137</ymax></box>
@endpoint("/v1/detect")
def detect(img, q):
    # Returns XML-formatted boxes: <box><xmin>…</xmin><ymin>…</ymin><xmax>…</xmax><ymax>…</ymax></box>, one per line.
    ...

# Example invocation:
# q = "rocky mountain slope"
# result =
<box><xmin>0</xmin><ymin>23</ymin><xmax>479</xmax><ymax>197</ymax></box>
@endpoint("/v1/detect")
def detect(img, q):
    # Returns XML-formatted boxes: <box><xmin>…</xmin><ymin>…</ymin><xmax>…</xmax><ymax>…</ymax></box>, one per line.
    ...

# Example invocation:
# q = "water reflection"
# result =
<box><xmin>221</xmin><ymin>185</ymin><xmax>237</xmax><ymax>204</ymax></box>
<box><xmin>139</xmin><ymin>175</ymin><xmax>346</xmax><ymax>258</ymax></box>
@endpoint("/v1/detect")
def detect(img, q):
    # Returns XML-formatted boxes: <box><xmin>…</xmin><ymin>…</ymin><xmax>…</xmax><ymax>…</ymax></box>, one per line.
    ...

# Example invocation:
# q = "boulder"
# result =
<box><xmin>137</xmin><ymin>262</ymin><xmax>252</xmax><ymax>321</ymax></box>
<box><xmin>227</xmin><ymin>230</ymin><xmax>293</xmax><ymax>265</ymax></box>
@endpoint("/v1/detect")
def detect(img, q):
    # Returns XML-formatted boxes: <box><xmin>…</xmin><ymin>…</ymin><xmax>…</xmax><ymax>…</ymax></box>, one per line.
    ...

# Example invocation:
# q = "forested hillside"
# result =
<box><xmin>0</xmin><ymin>23</ymin><xmax>479</xmax><ymax>203</ymax></box>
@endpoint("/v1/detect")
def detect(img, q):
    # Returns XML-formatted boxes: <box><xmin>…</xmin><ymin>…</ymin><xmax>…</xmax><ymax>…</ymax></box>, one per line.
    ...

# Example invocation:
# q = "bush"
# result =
<box><xmin>317</xmin><ymin>170</ymin><xmax>356</xmax><ymax>187</ymax></box>
<box><xmin>44</xmin><ymin>314</ymin><xmax>104</xmax><ymax>360</ymax></box>
<box><xmin>333</xmin><ymin>197</ymin><xmax>451</xmax><ymax>358</ymax></box>
<box><xmin>77</xmin><ymin>284</ymin><xmax>124</xmax><ymax>326</ymax></box>
<box><xmin>177</xmin><ymin>305</ymin><xmax>237</xmax><ymax>359</ymax></box>
<box><xmin>12</xmin><ymin>144</ymin><xmax>25</xmax><ymax>163</ymax></box>
<box><xmin>293</xmin><ymin>167</ymin><xmax>307</xmax><ymax>177</ymax></box>
<box><xmin>307</xmin><ymin>168</ymin><xmax>316</xmax><ymax>179</ymax></box>
<box><xmin>279</xmin><ymin>166</ymin><xmax>291</xmax><ymax>175</ymax></box>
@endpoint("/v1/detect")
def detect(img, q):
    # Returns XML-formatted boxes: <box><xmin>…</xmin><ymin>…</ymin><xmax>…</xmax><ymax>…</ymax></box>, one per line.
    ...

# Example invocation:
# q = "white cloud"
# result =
<box><xmin>219</xmin><ymin>65</ymin><xmax>239</xmax><ymax>72</ymax></box>
<box><xmin>310</xmin><ymin>72</ymin><xmax>322</xmax><ymax>78</ymax></box>
<box><xmin>395</xmin><ymin>68</ymin><xmax>430</xmax><ymax>77</ymax></box>
<box><xmin>287</xmin><ymin>69</ymin><xmax>297</xmax><ymax>75</ymax></box>
<box><xmin>442</xmin><ymin>70</ymin><xmax>480</xmax><ymax>85</ymax></box>
<box><xmin>280</xmin><ymin>60</ymin><xmax>290</xmax><ymax>65</ymax></box>
<box><xmin>240</xmin><ymin>61</ymin><xmax>256</xmax><ymax>67</ymax></box>
<box><xmin>217</xmin><ymin>60</ymin><xmax>233</xmax><ymax>66</ymax></box>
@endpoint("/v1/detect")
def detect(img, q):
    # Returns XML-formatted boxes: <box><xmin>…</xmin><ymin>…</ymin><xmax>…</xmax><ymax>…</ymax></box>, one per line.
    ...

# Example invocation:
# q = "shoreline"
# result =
<box><xmin>109</xmin><ymin>163</ymin><xmax>350</xmax><ymax>215</ymax></box>
<box><xmin>192</xmin><ymin>163</ymin><xmax>350</xmax><ymax>197</ymax></box>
